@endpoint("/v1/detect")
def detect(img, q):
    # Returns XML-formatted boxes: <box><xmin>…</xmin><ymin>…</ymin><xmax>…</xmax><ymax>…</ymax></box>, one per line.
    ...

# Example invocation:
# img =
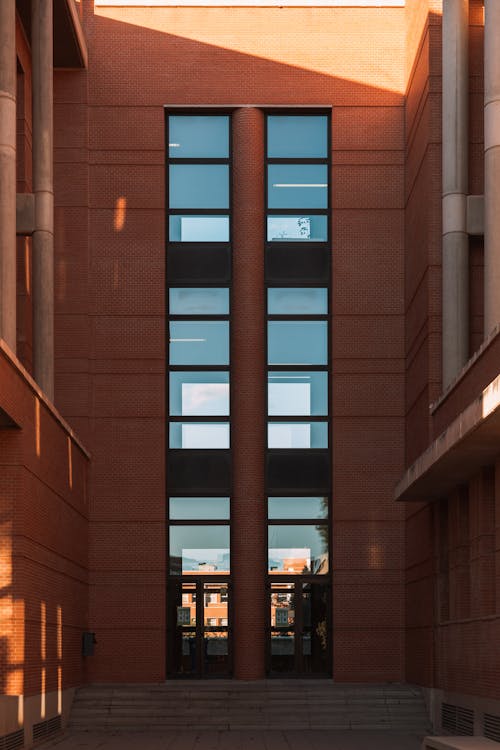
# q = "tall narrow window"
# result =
<box><xmin>267</xmin><ymin>115</ymin><xmax>329</xmax><ymax>244</ymax></box>
<box><xmin>267</xmin><ymin>288</ymin><xmax>329</xmax><ymax>448</ymax></box>
<box><xmin>168</xmin><ymin>115</ymin><xmax>230</xmax><ymax>242</ymax></box>
<box><xmin>265</xmin><ymin>113</ymin><xmax>331</xmax><ymax>677</ymax></box>
<box><xmin>167</xmin><ymin>114</ymin><xmax>232</xmax><ymax>450</ymax></box>
<box><xmin>167</xmin><ymin>112</ymin><xmax>233</xmax><ymax>679</ymax></box>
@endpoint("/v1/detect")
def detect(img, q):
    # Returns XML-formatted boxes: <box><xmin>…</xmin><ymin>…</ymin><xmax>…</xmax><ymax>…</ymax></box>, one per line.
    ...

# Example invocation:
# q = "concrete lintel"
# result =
<box><xmin>395</xmin><ymin>373</ymin><xmax>500</xmax><ymax>502</ymax></box>
<box><xmin>466</xmin><ymin>194</ymin><xmax>484</xmax><ymax>235</ymax></box>
<box><xmin>16</xmin><ymin>192</ymin><xmax>35</xmax><ymax>235</ymax></box>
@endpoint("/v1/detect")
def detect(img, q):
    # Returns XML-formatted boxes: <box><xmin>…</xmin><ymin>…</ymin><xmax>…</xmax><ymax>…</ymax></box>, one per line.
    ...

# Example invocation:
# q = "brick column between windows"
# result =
<box><xmin>231</xmin><ymin>107</ymin><xmax>266</xmax><ymax>679</ymax></box>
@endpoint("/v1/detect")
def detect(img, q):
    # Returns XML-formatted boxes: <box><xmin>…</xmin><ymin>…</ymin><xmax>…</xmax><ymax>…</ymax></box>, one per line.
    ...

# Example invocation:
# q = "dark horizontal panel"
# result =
<box><xmin>267</xmin><ymin>450</ymin><xmax>330</xmax><ymax>493</ymax></box>
<box><xmin>167</xmin><ymin>247</ymin><xmax>231</xmax><ymax>283</ymax></box>
<box><xmin>266</xmin><ymin>246</ymin><xmax>330</xmax><ymax>283</ymax></box>
<box><xmin>168</xmin><ymin>450</ymin><xmax>231</xmax><ymax>493</ymax></box>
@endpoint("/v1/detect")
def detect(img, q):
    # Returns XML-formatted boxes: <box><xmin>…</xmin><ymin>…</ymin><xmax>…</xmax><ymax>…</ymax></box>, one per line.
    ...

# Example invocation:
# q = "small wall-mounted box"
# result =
<box><xmin>82</xmin><ymin>632</ymin><xmax>97</xmax><ymax>657</ymax></box>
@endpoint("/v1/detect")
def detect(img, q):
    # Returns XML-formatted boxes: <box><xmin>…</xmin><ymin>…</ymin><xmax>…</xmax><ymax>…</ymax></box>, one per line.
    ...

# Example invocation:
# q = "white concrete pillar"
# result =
<box><xmin>442</xmin><ymin>0</ymin><xmax>469</xmax><ymax>388</ymax></box>
<box><xmin>484</xmin><ymin>0</ymin><xmax>500</xmax><ymax>335</ymax></box>
<box><xmin>0</xmin><ymin>0</ymin><xmax>17</xmax><ymax>351</ymax></box>
<box><xmin>32</xmin><ymin>0</ymin><xmax>55</xmax><ymax>400</ymax></box>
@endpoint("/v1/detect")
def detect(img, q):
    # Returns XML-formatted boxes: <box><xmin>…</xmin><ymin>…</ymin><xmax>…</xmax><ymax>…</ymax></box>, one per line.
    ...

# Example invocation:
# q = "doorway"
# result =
<box><xmin>268</xmin><ymin>581</ymin><xmax>330</xmax><ymax>675</ymax></box>
<box><xmin>169</xmin><ymin>580</ymin><xmax>231</xmax><ymax>677</ymax></box>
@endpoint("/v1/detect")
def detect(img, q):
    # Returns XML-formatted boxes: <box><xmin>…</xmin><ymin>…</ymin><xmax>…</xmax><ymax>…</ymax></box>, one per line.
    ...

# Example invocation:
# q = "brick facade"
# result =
<box><xmin>1</xmin><ymin>0</ymin><xmax>500</xmax><ymax>741</ymax></box>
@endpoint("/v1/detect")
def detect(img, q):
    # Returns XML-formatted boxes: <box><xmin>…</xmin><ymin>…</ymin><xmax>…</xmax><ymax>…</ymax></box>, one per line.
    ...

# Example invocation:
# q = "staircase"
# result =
<box><xmin>69</xmin><ymin>681</ymin><xmax>432</xmax><ymax>732</ymax></box>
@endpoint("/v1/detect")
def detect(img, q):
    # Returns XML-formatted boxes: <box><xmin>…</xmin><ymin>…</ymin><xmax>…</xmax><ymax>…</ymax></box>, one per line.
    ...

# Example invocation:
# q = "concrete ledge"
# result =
<box><xmin>395</xmin><ymin>373</ymin><xmax>500</xmax><ymax>501</ymax></box>
<box><xmin>424</xmin><ymin>738</ymin><xmax>499</xmax><ymax>750</ymax></box>
<box><xmin>0</xmin><ymin>338</ymin><xmax>90</xmax><ymax>459</ymax></box>
<box><xmin>64</xmin><ymin>0</ymin><xmax>88</xmax><ymax>69</ymax></box>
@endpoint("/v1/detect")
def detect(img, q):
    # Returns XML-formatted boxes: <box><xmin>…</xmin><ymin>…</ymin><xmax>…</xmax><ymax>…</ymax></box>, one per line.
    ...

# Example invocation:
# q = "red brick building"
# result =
<box><xmin>0</xmin><ymin>0</ymin><xmax>499</xmax><ymax>745</ymax></box>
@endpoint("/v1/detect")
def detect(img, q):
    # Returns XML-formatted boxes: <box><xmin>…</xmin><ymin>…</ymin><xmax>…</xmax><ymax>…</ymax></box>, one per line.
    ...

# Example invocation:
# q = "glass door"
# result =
<box><xmin>202</xmin><ymin>582</ymin><xmax>230</xmax><ymax>675</ymax></box>
<box><xmin>169</xmin><ymin>580</ymin><xmax>231</xmax><ymax>677</ymax></box>
<box><xmin>269</xmin><ymin>581</ymin><xmax>330</xmax><ymax>675</ymax></box>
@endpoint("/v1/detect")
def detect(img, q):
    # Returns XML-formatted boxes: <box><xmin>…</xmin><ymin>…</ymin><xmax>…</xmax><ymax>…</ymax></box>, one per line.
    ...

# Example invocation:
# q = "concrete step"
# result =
<box><xmin>69</xmin><ymin>681</ymin><xmax>432</xmax><ymax>732</ymax></box>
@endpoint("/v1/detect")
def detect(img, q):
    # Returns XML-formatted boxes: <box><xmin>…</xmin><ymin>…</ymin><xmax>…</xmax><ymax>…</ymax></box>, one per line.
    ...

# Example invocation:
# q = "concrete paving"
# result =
<box><xmin>40</xmin><ymin>729</ymin><xmax>426</xmax><ymax>750</ymax></box>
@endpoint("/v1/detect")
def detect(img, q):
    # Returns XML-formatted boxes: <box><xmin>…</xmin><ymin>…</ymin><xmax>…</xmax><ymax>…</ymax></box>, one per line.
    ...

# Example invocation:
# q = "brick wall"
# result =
<box><xmin>0</xmin><ymin>344</ymin><xmax>89</xmax><ymax>702</ymax></box>
<box><xmin>49</xmin><ymin>0</ymin><xmax>408</xmax><ymax>681</ymax></box>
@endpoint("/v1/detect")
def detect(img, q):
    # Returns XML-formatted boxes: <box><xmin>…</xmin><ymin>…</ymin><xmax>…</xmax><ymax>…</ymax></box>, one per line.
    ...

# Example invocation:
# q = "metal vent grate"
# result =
<box><xmin>484</xmin><ymin>714</ymin><xmax>500</xmax><ymax>743</ymax></box>
<box><xmin>441</xmin><ymin>703</ymin><xmax>474</xmax><ymax>736</ymax></box>
<box><xmin>32</xmin><ymin>715</ymin><xmax>62</xmax><ymax>742</ymax></box>
<box><xmin>0</xmin><ymin>729</ymin><xmax>24</xmax><ymax>750</ymax></box>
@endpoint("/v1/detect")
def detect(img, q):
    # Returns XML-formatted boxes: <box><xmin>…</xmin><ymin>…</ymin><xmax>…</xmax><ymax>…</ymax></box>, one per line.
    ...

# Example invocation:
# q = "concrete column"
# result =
<box><xmin>232</xmin><ymin>107</ymin><xmax>266</xmax><ymax>679</ymax></box>
<box><xmin>0</xmin><ymin>0</ymin><xmax>17</xmax><ymax>351</ymax></box>
<box><xmin>484</xmin><ymin>0</ymin><xmax>500</xmax><ymax>334</ymax></box>
<box><xmin>32</xmin><ymin>0</ymin><xmax>54</xmax><ymax>400</ymax></box>
<box><xmin>442</xmin><ymin>0</ymin><xmax>469</xmax><ymax>387</ymax></box>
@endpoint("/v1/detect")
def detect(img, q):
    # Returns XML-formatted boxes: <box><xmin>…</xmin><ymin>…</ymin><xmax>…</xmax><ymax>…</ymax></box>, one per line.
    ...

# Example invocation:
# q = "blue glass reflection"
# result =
<box><xmin>267</xmin><ymin>215</ymin><xmax>327</xmax><ymax>242</ymax></box>
<box><xmin>267</xmin><ymin>115</ymin><xmax>328</xmax><ymax>158</ymax></box>
<box><xmin>170</xmin><ymin>422</ymin><xmax>230</xmax><ymax>449</ymax></box>
<box><xmin>268</xmin><ymin>165</ymin><xmax>328</xmax><ymax>209</ymax></box>
<box><xmin>268</xmin><ymin>321</ymin><xmax>327</xmax><ymax>365</ymax></box>
<box><xmin>169</xmin><ymin>216</ymin><xmax>230</xmax><ymax>242</ymax></box>
<box><xmin>268</xmin><ymin>524</ymin><xmax>328</xmax><ymax>574</ymax></box>
<box><xmin>268</xmin><ymin>288</ymin><xmax>327</xmax><ymax>315</ymax></box>
<box><xmin>170</xmin><ymin>371</ymin><xmax>229</xmax><ymax>416</ymax></box>
<box><xmin>170</xmin><ymin>525</ymin><xmax>230</xmax><ymax>575</ymax></box>
<box><xmin>169</xmin><ymin>165</ymin><xmax>229</xmax><ymax>209</ymax></box>
<box><xmin>169</xmin><ymin>116</ymin><xmax>229</xmax><ymax>158</ymax></box>
<box><xmin>170</xmin><ymin>321</ymin><xmax>229</xmax><ymax>365</ymax></box>
<box><xmin>268</xmin><ymin>497</ymin><xmax>328</xmax><ymax>520</ymax></box>
<box><xmin>169</xmin><ymin>288</ymin><xmax>229</xmax><ymax>315</ymax></box>
<box><xmin>267</xmin><ymin>421</ymin><xmax>328</xmax><ymax>448</ymax></box>
<box><xmin>268</xmin><ymin>371</ymin><xmax>327</xmax><ymax>416</ymax></box>
<box><xmin>169</xmin><ymin>497</ymin><xmax>230</xmax><ymax>520</ymax></box>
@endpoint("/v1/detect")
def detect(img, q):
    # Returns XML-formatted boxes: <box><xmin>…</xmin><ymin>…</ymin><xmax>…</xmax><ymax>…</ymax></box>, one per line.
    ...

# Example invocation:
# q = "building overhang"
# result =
<box><xmin>395</xmin><ymin>373</ymin><xmax>500</xmax><ymax>502</ymax></box>
<box><xmin>16</xmin><ymin>0</ymin><xmax>87</xmax><ymax>69</ymax></box>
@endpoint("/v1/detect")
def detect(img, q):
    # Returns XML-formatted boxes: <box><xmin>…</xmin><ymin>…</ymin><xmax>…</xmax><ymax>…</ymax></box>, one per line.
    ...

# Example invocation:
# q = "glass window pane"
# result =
<box><xmin>268</xmin><ymin>524</ymin><xmax>328</xmax><ymax>574</ymax></box>
<box><xmin>268</xmin><ymin>288</ymin><xmax>327</xmax><ymax>315</ymax></box>
<box><xmin>170</xmin><ymin>422</ymin><xmax>230</xmax><ymax>449</ymax></box>
<box><xmin>267</xmin><ymin>421</ymin><xmax>328</xmax><ymax>448</ymax></box>
<box><xmin>169</xmin><ymin>525</ymin><xmax>230</xmax><ymax>575</ymax></box>
<box><xmin>170</xmin><ymin>497</ymin><xmax>230</xmax><ymax>520</ymax></box>
<box><xmin>169</xmin><ymin>165</ymin><xmax>229</xmax><ymax>209</ymax></box>
<box><xmin>169</xmin><ymin>288</ymin><xmax>229</xmax><ymax>315</ymax></box>
<box><xmin>169</xmin><ymin>215</ymin><xmax>230</xmax><ymax>242</ymax></box>
<box><xmin>267</xmin><ymin>115</ymin><xmax>328</xmax><ymax>158</ymax></box>
<box><xmin>170</xmin><ymin>321</ymin><xmax>229</xmax><ymax>365</ymax></box>
<box><xmin>268</xmin><ymin>321</ymin><xmax>327</xmax><ymax>365</ymax></box>
<box><xmin>268</xmin><ymin>497</ymin><xmax>328</xmax><ymax>520</ymax></box>
<box><xmin>268</xmin><ymin>372</ymin><xmax>327</xmax><ymax>416</ymax></box>
<box><xmin>268</xmin><ymin>165</ymin><xmax>328</xmax><ymax>209</ymax></box>
<box><xmin>170</xmin><ymin>372</ymin><xmax>229</xmax><ymax>416</ymax></box>
<box><xmin>169</xmin><ymin>115</ymin><xmax>229</xmax><ymax>158</ymax></box>
<box><xmin>267</xmin><ymin>215</ymin><xmax>327</xmax><ymax>242</ymax></box>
